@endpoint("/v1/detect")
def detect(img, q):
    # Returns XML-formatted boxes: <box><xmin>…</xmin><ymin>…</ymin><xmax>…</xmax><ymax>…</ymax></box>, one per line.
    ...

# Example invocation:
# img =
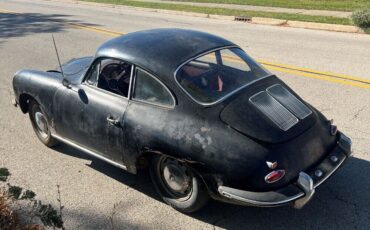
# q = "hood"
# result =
<box><xmin>220</xmin><ymin>76</ymin><xmax>316</xmax><ymax>144</ymax></box>
<box><xmin>57</xmin><ymin>56</ymin><xmax>93</xmax><ymax>84</ymax></box>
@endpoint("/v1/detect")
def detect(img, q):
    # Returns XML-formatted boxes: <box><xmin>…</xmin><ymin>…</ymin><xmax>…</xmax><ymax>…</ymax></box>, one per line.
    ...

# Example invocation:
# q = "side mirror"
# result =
<box><xmin>62</xmin><ymin>78</ymin><xmax>71</xmax><ymax>88</ymax></box>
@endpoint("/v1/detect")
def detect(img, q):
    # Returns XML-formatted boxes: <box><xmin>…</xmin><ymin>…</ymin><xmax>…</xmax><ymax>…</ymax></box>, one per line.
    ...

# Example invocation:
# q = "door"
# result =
<box><xmin>53</xmin><ymin>58</ymin><xmax>133</xmax><ymax>163</ymax></box>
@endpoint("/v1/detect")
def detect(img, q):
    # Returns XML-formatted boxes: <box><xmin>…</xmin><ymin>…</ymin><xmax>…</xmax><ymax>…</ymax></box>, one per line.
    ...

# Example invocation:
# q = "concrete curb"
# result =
<box><xmin>286</xmin><ymin>21</ymin><xmax>363</xmax><ymax>33</ymax></box>
<box><xmin>47</xmin><ymin>0</ymin><xmax>364</xmax><ymax>34</ymax></box>
<box><xmin>251</xmin><ymin>17</ymin><xmax>363</xmax><ymax>33</ymax></box>
<box><xmin>251</xmin><ymin>17</ymin><xmax>287</xmax><ymax>26</ymax></box>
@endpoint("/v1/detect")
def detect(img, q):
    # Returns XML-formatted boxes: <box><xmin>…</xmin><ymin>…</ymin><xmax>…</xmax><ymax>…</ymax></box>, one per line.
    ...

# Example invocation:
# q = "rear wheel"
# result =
<box><xmin>29</xmin><ymin>100</ymin><xmax>58</xmax><ymax>147</ymax></box>
<box><xmin>150</xmin><ymin>155</ymin><xmax>209</xmax><ymax>213</ymax></box>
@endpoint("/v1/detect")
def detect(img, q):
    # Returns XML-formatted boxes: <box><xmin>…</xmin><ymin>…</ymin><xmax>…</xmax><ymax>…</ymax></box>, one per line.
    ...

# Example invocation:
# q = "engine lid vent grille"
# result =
<box><xmin>267</xmin><ymin>84</ymin><xmax>312</xmax><ymax>119</ymax></box>
<box><xmin>249</xmin><ymin>91</ymin><xmax>298</xmax><ymax>131</ymax></box>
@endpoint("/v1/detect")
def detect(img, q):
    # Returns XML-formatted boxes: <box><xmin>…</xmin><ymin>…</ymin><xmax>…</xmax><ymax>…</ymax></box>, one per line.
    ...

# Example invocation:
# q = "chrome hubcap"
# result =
<box><xmin>35</xmin><ymin>111</ymin><xmax>48</xmax><ymax>138</ymax></box>
<box><xmin>161</xmin><ymin>159</ymin><xmax>191</xmax><ymax>196</ymax></box>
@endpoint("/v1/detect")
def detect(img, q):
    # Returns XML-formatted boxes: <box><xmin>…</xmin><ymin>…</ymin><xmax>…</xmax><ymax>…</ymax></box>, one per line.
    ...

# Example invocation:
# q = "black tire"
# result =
<box><xmin>28</xmin><ymin>99</ymin><xmax>58</xmax><ymax>147</ymax></box>
<box><xmin>150</xmin><ymin>155</ymin><xmax>209</xmax><ymax>213</ymax></box>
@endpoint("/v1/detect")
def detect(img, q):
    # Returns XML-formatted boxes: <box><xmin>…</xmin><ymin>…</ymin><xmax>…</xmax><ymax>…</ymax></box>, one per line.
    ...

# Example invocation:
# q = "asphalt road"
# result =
<box><xmin>0</xmin><ymin>0</ymin><xmax>369</xmax><ymax>229</ymax></box>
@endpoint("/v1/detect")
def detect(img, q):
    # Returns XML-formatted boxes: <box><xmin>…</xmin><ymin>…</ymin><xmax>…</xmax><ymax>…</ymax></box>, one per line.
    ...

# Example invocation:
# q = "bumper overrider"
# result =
<box><xmin>218</xmin><ymin>132</ymin><xmax>352</xmax><ymax>209</ymax></box>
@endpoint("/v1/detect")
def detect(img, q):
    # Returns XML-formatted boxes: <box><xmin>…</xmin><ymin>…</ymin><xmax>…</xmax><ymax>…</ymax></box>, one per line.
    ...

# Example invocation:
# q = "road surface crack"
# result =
<box><xmin>350</xmin><ymin>105</ymin><xmax>367</xmax><ymax>121</ymax></box>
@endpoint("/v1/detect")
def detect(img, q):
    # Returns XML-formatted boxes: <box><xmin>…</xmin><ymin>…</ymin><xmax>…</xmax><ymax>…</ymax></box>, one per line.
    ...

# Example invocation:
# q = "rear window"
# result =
<box><xmin>175</xmin><ymin>48</ymin><xmax>270</xmax><ymax>104</ymax></box>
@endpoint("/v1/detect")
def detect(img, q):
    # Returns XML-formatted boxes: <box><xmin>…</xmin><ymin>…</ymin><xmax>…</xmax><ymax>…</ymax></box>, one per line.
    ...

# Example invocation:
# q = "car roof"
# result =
<box><xmin>95</xmin><ymin>28</ymin><xmax>236</xmax><ymax>81</ymax></box>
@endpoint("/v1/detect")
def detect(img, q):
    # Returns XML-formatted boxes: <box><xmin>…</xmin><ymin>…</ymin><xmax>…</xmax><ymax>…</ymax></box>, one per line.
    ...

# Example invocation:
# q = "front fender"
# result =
<box><xmin>13</xmin><ymin>69</ymin><xmax>62</xmax><ymax>117</ymax></box>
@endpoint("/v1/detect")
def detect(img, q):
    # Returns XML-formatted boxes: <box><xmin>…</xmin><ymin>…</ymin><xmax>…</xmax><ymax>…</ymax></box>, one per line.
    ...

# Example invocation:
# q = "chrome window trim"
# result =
<box><xmin>81</xmin><ymin>57</ymin><xmax>134</xmax><ymax>101</ymax></box>
<box><xmin>173</xmin><ymin>45</ymin><xmax>272</xmax><ymax>107</ymax></box>
<box><xmin>127</xmin><ymin>66</ymin><xmax>134</xmax><ymax>100</ymax></box>
<box><xmin>82</xmin><ymin>57</ymin><xmax>100</xmax><ymax>84</ymax></box>
<box><xmin>82</xmin><ymin>83</ymin><xmax>130</xmax><ymax>101</ymax></box>
<box><xmin>131</xmin><ymin>67</ymin><xmax>176</xmax><ymax>109</ymax></box>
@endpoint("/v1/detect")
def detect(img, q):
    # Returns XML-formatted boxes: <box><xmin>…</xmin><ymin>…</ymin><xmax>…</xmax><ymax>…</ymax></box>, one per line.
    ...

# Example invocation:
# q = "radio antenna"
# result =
<box><xmin>51</xmin><ymin>34</ymin><xmax>65</xmax><ymax>78</ymax></box>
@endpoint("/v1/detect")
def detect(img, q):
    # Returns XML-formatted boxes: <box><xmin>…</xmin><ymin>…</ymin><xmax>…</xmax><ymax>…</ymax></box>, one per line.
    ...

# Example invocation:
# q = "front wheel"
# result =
<box><xmin>150</xmin><ymin>155</ymin><xmax>209</xmax><ymax>213</ymax></box>
<box><xmin>29</xmin><ymin>99</ymin><xmax>58</xmax><ymax>147</ymax></box>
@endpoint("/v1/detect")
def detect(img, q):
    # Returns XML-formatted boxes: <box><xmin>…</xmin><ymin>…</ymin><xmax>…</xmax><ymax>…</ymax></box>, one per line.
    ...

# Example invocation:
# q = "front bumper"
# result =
<box><xmin>218</xmin><ymin>132</ymin><xmax>352</xmax><ymax>209</ymax></box>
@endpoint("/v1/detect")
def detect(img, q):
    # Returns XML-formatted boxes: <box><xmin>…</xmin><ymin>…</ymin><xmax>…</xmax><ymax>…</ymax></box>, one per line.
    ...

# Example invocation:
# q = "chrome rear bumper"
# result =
<box><xmin>218</xmin><ymin>132</ymin><xmax>352</xmax><ymax>209</ymax></box>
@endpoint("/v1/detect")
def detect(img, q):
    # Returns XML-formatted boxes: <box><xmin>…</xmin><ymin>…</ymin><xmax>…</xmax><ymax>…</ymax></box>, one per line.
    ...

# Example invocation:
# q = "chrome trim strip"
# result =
<box><xmin>218</xmin><ymin>186</ymin><xmax>304</xmax><ymax>207</ymax></box>
<box><xmin>52</xmin><ymin>134</ymin><xmax>127</xmax><ymax>171</ymax></box>
<box><xmin>173</xmin><ymin>46</ymin><xmax>273</xmax><ymax>107</ymax></box>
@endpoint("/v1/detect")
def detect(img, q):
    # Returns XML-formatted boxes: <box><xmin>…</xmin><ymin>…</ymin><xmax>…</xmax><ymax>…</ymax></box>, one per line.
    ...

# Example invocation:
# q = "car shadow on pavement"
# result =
<box><xmin>0</xmin><ymin>12</ymin><xmax>99</xmax><ymax>41</ymax></box>
<box><xmin>190</xmin><ymin>156</ymin><xmax>370</xmax><ymax>229</ymax></box>
<box><xmin>52</xmin><ymin>143</ymin><xmax>370</xmax><ymax>229</ymax></box>
<box><xmin>52</xmin><ymin>143</ymin><xmax>161</xmax><ymax>202</ymax></box>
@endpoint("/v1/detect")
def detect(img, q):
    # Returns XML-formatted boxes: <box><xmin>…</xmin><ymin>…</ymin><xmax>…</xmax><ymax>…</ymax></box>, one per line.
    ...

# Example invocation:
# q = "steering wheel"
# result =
<box><xmin>107</xmin><ymin>78</ymin><xmax>120</xmax><ymax>92</ymax></box>
<box><xmin>100</xmin><ymin>64</ymin><xmax>126</xmax><ymax>93</ymax></box>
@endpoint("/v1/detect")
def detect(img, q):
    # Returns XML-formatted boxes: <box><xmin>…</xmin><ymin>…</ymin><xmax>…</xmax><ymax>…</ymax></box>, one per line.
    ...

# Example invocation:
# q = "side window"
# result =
<box><xmin>220</xmin><ymin>49</ymin><xmax>251</xmax><ymax>72</ymax></box>
<box><xmin>86</xmin><ymin>61</ymin><xmax>100</xmax><ymax>86</ymax></box>
<box><xmin>133</xmin><ymin>68</ymin><xmax>175</xmax><ymax>107</ymax></box>
<box><xmin>85</xmin><ymin>58</ymin><xmax>132</xmax><ymax>98</ymax></box>
<box><xmin>197</xmin><ymin>52</ymin><xmax>217</xmax><ymax>64</ymax></box>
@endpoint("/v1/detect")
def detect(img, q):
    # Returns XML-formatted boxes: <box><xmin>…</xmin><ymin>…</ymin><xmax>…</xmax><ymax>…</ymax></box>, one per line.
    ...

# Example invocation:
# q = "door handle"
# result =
<box><xmin>106</xmin><ymin>116</ymin><xmax>120</xmax><ymax>127</ymax></box>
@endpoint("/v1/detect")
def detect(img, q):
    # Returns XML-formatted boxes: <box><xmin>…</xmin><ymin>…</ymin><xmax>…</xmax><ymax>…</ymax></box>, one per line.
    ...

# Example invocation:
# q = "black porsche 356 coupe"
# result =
<box><xmin>12</xmin><ymin>29</ymin><xmax>351</xmax><ymax>213</ymax></box>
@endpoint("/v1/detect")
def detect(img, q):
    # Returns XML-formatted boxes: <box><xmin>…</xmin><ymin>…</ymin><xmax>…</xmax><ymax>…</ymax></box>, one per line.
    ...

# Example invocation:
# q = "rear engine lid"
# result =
<box><xmin>220</xmin><ymin>80</ymin><xmax>316</xmax><ymax>144</ymax></box>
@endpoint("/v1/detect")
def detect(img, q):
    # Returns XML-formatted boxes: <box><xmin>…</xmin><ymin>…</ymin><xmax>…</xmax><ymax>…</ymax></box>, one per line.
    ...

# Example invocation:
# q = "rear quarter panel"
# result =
<box><xmin>123</xmin><ymin>100</ymin><xmax>270</xmax><ymax>190</ymax></box>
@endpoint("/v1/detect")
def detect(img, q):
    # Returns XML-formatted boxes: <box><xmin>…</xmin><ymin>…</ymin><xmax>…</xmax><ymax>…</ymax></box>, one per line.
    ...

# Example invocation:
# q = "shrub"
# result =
<box><xmin>352</xmin><ymin>9</ymin><xmax>370</xmax><ymax>28</ymax></box>
<box><xmin>0</xmin><ymin>168</ymin><xmax>65</xmax><ymax>229</ymax></box>
<box><xmin>0</xmin><ymin>168</ymin><xmax>10</xmax><ymax>182</ymax></box>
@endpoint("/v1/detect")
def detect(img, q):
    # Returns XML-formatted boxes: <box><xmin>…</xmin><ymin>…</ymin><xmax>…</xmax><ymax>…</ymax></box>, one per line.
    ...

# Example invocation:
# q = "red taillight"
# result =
<box><xmin>265</xmin><ymin>170</ymin><xmax>286</xmax><ymax>183</ymax></box>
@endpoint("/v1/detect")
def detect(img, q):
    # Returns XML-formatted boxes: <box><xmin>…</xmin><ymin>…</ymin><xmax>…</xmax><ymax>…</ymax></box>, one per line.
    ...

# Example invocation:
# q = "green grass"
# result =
<box><xmin>364</xmin><ymin>28</ymin><xmax>370</xmax><ymax>34</ymax></box>
<box><xmin>82</xmin><ymin>0</ymin><xmax>352</xmax><ymax>25</ymax></box>
<box><xmin>168</xmin><ymin>0</ymin><xmax>370</xmax><ymax>12</ymax></box>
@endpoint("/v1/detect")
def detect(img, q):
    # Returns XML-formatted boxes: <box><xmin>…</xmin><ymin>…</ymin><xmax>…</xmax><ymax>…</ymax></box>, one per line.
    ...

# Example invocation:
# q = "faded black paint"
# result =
<box><xmin>12</xmin><ymin>29</ymin><xmax>350</xmax><ymax>205</ymax></box>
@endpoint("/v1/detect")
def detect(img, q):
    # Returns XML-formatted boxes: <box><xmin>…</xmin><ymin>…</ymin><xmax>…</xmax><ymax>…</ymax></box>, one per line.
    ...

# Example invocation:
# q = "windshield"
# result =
<box><xmin>175</xmin><ymin>48</ymin><xmax>270</xmax><ymax>104</ymax></box>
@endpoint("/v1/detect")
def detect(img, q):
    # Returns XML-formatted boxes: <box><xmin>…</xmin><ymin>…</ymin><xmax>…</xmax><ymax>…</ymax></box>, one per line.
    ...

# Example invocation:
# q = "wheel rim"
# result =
<box><xmin>159</xmin><ymin>157</ymin><xmax>193</xmax><ymax>199</ymax></box>
<box><xmin>34</xmin><ymin>111</ymin><xmax>49</xmax><ymax>139</ymax></box>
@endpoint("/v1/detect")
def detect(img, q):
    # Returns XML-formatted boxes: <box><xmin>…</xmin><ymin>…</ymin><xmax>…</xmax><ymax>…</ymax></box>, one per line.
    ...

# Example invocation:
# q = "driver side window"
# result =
<box><xmin>86</xmin><ymin>58</ymin><xmax>132</xmax><ymax>98</ymax></box>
